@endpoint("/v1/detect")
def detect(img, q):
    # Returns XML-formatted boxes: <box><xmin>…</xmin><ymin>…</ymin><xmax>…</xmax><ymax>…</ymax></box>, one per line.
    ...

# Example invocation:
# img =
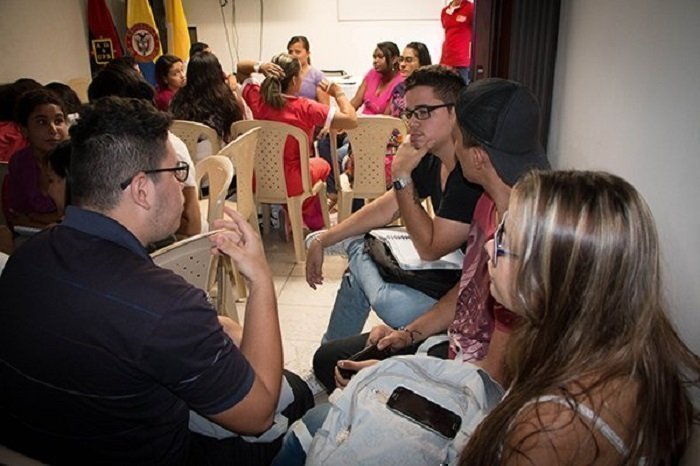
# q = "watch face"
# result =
<box><xmin>393</xmin><ymin>179</ymin><xmax>406</xmax><ymax>190</ymax></box>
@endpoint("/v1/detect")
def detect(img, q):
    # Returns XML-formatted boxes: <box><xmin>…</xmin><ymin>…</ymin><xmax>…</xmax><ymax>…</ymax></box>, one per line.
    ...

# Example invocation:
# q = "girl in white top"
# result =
<box><xmin>460</xmin><ymin>170</ymin><xmax>699</xmax><ymax>465</ymax></box>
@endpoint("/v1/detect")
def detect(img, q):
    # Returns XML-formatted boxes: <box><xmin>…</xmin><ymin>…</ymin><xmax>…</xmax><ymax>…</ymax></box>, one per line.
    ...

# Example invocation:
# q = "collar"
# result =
<box><xmin>62</xmin><ymin>206</ymin><xmax>150</xmax><ymax>259</ymax></box>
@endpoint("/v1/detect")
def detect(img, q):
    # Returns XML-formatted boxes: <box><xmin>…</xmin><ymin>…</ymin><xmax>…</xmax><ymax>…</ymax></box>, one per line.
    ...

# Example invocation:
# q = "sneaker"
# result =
<box><xmin>304</xmin><ymin>230</ymin><xmax>363</xmax><ymax>256</ymax></box>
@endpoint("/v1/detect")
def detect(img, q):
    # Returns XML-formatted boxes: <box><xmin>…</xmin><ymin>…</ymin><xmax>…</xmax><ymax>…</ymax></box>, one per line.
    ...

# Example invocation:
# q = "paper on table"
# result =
<box><xmin>369</xmin><ymin>227</ymin><xmax>464</xmax><ymax>271</ymax></box>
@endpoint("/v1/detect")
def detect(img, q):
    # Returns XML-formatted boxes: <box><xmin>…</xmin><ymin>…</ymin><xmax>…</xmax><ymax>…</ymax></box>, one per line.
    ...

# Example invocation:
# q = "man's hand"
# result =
<box><xmin>391</xmin><ymin>134</ymin><xmax>434</xmax><ymax>179</ymax></box>
<box><xmin>305</xmin><ymin>237</ymin><xmax>325</xmax><ymax>289</ymax></box>
<box><xmin>211</xmin><ymin>207</ymin><xmax>270</xmax><ymax>282</ymax></box>
<box><xmin>334</xmin><ymin>359</ymin><xmax>380</xmax><ymax>389</ymax></box>
<box><xmin>369</xmin><ymin>324</ymin><xmax>413</xmax><ymax>352</ymax></box>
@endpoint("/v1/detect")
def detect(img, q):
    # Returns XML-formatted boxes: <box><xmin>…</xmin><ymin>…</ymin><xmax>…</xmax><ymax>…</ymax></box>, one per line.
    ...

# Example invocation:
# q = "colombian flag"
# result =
<box><xmin>87</xmin><ymin>0</ymin><xmax>123</xmax><ymax>76</ymax></box>
<box><xmin>165</xmin><ymin>0</ymin><xmax>191</xmax><ymax>61</ymax></box>
<box><xmin>126</xmin><ymin>0</ymin><xmax>162</xmax><ymax>85</ymax></box>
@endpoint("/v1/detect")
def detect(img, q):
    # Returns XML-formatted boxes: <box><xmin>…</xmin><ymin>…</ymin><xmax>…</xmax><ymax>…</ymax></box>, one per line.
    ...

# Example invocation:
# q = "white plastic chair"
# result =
<box><xmin>217</xmin><ymin>127</ymin><xmax>261</xmax><ymax>236</ymax></box>
<box><xmin>152</xmin><ymin>231</ymin><xmax>239</xmax><ymax>322</ymax></box>
<box><xmin>331</xmin><ymin>116</ymin><xmax>407</xmax><ymax>222</ymax></box>
<box><xmin>231</xmin><ymin>120</ymin><xmax>331</xmax><ymax>262</ymax></box>
<box><xmin>195</xmin><ymin>155</ymin><xmax>234</xmax><ymax>232</ymax></box>
<box><xmin>171</xmin><ymin>120</ymin><xmax>222</xmax><ymax>164</ymax></box>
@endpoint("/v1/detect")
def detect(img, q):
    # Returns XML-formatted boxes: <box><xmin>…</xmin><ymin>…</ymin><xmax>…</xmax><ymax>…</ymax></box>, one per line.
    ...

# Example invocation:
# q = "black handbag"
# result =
<box><xmin>364</xmin><ymin>234</ymin><xmax>461</xmax><ymax>299</ymax></box>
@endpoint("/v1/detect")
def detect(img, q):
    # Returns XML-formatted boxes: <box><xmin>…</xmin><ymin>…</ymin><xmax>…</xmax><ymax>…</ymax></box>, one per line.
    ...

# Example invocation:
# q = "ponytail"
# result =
<box><xmin>261</xmin><ymin>76</ymin><xmax>286</xmax><ymax>109</ymax></box>
<box><xmin>260</xmin><ymin>53</ymin><xmax>301</xmax><ymax>109</ymax></box>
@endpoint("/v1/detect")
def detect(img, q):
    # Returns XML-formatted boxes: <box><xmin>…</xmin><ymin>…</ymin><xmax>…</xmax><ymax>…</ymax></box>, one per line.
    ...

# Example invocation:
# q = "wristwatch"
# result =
<box><xmin>392</xmin><ymin>177</ymin><xmax>412</xmax><ymax>191</ymax></box>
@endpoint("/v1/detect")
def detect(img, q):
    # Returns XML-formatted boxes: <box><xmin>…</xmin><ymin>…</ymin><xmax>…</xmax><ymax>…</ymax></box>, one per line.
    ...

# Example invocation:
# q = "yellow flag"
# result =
<box><xmin>125</xmin><ymin>0</ymin><xmax>162</xmax><ymax>64</ymax></box>
<box><xmin>165</xmin><ymin>0</ymin><xmax>191</xmax><ymax>61</ymax></box>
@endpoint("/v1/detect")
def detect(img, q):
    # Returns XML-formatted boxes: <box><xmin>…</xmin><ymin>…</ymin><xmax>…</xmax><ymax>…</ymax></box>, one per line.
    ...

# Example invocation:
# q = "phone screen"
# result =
<box><xmin>386</xmin><ymin>386</ymin><xmax>461</xmax><ymax>439</ymax></box>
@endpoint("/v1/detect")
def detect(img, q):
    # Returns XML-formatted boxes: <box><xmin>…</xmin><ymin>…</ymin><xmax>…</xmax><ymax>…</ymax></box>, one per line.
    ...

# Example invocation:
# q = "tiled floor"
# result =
<box><xmin>238</xmin><ymin>227</ymin><xmax>381</xmax><ymax>394</ymax></box>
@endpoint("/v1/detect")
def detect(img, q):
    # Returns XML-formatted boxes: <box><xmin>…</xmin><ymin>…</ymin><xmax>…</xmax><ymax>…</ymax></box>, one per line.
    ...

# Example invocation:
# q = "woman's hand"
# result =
<box><xmin>334</xmin><ymin>359</ymin><xmax>380</xmax><ymax>389</ymax></box>
<box><xmin>260</xmin><ymin>62</ymin><xmax>284</xmax><ymax>79</ymax></box>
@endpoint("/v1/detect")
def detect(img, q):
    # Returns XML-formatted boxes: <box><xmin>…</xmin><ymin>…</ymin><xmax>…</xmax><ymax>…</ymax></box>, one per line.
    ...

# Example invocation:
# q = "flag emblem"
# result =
<box><xmin>126</xmin><ymin>22</ymin><xmax>161</xmax><ymax>63</ymax></box>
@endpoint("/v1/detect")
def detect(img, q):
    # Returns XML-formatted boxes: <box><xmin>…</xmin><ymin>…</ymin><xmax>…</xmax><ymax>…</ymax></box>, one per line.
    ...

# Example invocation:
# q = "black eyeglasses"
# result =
<box><xmin>493</xmin><ymin>211</ymin><xmax>519</xmax><ymax>267</ymax></box>
<box><xmin>119</xmin><ymin>161</ymin><xmax>189</xmax><ymax>190</ymax></box>
<box><xmin>400</xmin><ymin>103</ymin><xmax>454</xmax><ymax>122</ymax></box>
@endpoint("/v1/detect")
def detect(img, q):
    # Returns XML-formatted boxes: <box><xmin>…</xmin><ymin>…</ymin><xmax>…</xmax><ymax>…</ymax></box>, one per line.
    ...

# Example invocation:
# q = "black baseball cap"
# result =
<box><xmin>456</xmin><ymin>78</ymin><xmax>550</xmax><ymax>186</ymax></box>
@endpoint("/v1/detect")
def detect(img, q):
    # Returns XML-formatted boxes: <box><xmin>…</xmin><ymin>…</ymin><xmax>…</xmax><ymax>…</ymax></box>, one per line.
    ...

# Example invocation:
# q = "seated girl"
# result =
<box><xmin>239</xmin><ymin>53</ymin><xmax>357</xmax><ymax>231</ymax></box>
<box><xmin>154</xmin><ymin>54</ymin><xmax>186</xmax><ymax>111</ymax></box>
<box><xmin>6</xmin><ymin>89</ymin><xmax>68</xmax><ymax>228</ymax></box>
<box><xmin>170</xmin><ymin>51</ymin><xmax>243</xmax><ymax>144</ymax></box>
<box><xmin>460</xmin><ymin>170</ymin><xmax>699</xmax><ymax>464</ymax></box>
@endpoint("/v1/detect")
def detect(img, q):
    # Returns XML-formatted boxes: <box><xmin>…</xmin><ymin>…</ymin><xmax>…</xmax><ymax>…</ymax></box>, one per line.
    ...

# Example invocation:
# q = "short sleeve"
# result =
<box><xmin>141</xmin><ymin>288</ymin><xmax>254</xmax><ymax>415</ymax></box>
<box><xmin>435</xmin><ymin>163</ymin><xmax>483</xmax><ymax>223</ymax></box>
<box><xmin>242</xmin><ymin>82</ymin><xmax>265</xmax><ymax>118</ymax></box>
<box><xmin>410</xmin><ymin>153</ymin><xmax>441</xmax><ymax>200</ymax></box>
<box><xmin>169</xmin><ymin>132</ymin><xmax>196</xmax><ymax>187</ymax></box>
<box><xmin>294</xmin><ymin>97</ymin><xmax>330</xmax><ymax>128</ymax></box>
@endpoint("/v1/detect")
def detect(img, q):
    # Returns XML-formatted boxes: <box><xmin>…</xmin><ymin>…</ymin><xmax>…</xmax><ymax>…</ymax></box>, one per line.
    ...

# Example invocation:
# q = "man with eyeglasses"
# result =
<box><xmin>0</xmin><ymin>97</ymin><xmax>308</xmax><ymax>464</ymax></box>
<box><xmin>307</xmin><ymin>65</ymin><xmax>484</xmax><ymax>391</ymax></box>
<box><xmin>362</xmin><ymin>78</ymin><xmax>550</xmax><ymax>387</ymax></box>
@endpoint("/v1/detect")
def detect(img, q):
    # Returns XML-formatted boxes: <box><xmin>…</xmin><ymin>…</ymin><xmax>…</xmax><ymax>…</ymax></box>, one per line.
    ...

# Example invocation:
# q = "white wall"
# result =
<box><xmin>184</xmin><ymin>0</ymin><xmax>444</xmax><ymax>79</ymax></box>
<box><xmin>0</xmin><ymin>0</ymin><xmax>444</xmax><ymax>85</ymax></box>
<box><xmin>0</xmin><ymin>0</ymin><xmax>92</xmax><ymax>83</ymax></box>
<box><xmin>549</xmin><ymin>0</ymin><xmax>700</xmax><ymax>351</ymax></box>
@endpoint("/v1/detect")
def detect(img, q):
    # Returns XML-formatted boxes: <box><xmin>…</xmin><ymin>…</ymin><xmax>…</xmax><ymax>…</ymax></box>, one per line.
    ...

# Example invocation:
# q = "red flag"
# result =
<box><xmin>88</xmin><ymin>0</ymin><xmax>124</xmax><ymax>75</ymax></box>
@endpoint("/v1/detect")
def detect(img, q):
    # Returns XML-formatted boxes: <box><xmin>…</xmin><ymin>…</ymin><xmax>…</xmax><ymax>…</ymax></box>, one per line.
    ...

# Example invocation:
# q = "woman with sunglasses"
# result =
<box><xmin>460</xmin><ymin>170</ymin><xmax>699</xmax><ymax>464</ymax></box>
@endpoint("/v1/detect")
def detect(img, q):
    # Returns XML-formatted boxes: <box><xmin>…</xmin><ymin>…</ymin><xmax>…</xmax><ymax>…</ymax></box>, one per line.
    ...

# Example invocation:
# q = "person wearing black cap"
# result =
<box><xmin>345</xmin><ymin>78</ymin><xmax>550</xmax><ymax>388</ymax></box>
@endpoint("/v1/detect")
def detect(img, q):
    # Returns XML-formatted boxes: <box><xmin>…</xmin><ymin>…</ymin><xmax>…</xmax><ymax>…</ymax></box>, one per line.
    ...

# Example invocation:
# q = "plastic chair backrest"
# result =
<box><xmin>346</xmin><ymin>116</ymin><xmax>406</xmax><ymax>198</ymax></box>
<box><xmin>218</xmin><ymin>127</ymin><xmax>260</xmax><ymax>224</ymax></box>
<box><xmin>151</xmin><ymin>232</ymin><xmax>216</xmax><ymax>291</ymax></box>
<box><xmin>171</xmin><ymin>120</ymin><xmax>221</xmax><ymax>163</ymax></box>
<box><xmin>230</xmin><ymin>120</ymin><xmax>312</xmax><ymax>203</ymax></box>
<box><xmin>195</xmin><ymin>155</ymin><xmax>233</xmax><ymax>229</ymax></box>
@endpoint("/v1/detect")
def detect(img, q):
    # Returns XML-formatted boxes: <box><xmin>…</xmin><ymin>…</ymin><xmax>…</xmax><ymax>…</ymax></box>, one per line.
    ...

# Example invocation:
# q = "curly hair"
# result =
<box><xmin>169</xmin><ymin>52</ymin><xmax>242</xmax><ymax>142</ymax></box>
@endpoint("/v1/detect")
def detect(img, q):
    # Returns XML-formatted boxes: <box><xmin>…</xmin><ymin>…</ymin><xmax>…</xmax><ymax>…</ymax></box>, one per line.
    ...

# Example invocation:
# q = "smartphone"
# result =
<box><xmin>337</xmin><ymin>343</ymin><xmax>392</xmax><ymax>379</ymax></box>
<box><xmin>386</xmin><ymin>386</ymin><xmax>462</xmax><ymax>439</ymax></box>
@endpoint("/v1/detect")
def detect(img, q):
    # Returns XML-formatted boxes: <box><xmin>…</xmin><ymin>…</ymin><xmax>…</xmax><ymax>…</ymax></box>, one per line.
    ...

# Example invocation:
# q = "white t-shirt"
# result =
<box><xmin>168</xmin><ymin>131</ymin><xmax>196</xmax><ymax>188</ymax></box>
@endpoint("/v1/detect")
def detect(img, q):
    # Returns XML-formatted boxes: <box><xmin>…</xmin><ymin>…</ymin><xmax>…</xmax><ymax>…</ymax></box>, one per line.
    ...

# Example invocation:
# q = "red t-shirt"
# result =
<box><xmin>242</xmin><ymin>83</ymin><xmax>330</xmax><ymax>196</ymax></box>
<box><xmin>440</xmin><ymin>1</ymin><xmax>474</xmax><ymax>68</ymax></box>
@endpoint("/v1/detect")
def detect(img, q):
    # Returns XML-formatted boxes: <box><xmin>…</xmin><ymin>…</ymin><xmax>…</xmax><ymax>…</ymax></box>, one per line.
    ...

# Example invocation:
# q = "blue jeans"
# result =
<box><xmin>271</xmin><ymin>403</ymin><xmax>331</xmax><ymax>465</ymax></box>
<box><xmin>322</xmin><ymin>239</ymin><xmax>437</xmax><ymax>342</ymax></box>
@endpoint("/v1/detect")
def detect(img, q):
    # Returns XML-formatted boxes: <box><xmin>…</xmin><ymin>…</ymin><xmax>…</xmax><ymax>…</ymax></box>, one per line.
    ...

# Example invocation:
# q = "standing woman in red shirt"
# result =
<box><xmin>440</xmin><ymin>0</ymin><xmax>474</xmax><ymax>83</ymax></box>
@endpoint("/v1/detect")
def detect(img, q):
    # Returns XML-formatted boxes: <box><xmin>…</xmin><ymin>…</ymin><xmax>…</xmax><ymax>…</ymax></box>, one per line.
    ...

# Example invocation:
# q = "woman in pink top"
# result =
<box><xmin>240</xmin><ymin>54</ymin><xmax>357</xmax><ymax>231</ymax></box>
<box><xmin>350</xmin><ymin>42</ymin><xmax>404</xmax><ymax>115</ymax></box>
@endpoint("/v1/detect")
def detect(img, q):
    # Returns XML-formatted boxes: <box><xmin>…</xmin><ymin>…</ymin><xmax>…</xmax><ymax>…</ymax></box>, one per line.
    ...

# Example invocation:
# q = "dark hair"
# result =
<box><xmin>404</xmin><ymin>64</ymin><xmax>465</xmax><ymax>104</ymax></box>
<box><xmin>405</xmin><ymin>42</ymin><xmax>432</xmax><ymax>67</ymax></box>
<box><xmin>0</xmin><ymin>79</ymin><xmax>43</xmax><ymax>121</ymax></box>
<box><xmin>107</xmin><ymin>56</ymin><xmax>137</xmax><ymax>72</ymax></box>
<box><xmin>48</xmin><ymin>140</ymin><xmax>73</xmax><ymax>206</ymax></box>
<box><xmin>287</xmin><ymin>35</ymin><xmax>311</xmax><ymax>65</ymax></box>
<box><xmin>45</xmin><ymin>82</ymin><xmax>82</xmax><ymax>115</ymax></box>
<box><xmin>155</xmin><ymin>54</ymin><xmax>183</xmax><ymax>89</ymax></box>
<box><xmin>69</xmin><ymin>97</ymin><xmax>171</xmax><ymax>210</ymax></box>
<box><xmin>88</xmin><ymin>66</ymin><xmax>155</xmax><ymax>103</ymax></box>
<box><xmin>376</xmin><ymin>41</ymin><xmax>401</xmax><ymax>73</ymax></box>
<box><xmin>259</xmin><ymin>53</ymin><xmax>301</xmax><ymax>110</ymax></box>
<box><xmin>170</xmin><ymin>52</ymin><xmax>242</xmax><ymax>141</ymax></box>
<box><xmin>189</xmin><ymin>42</ymin><xmax>209</xmax><ymax>57</ymax></box>
<box><xmin>14</xmin><ymin>88</ymin><xmax>65</xmax><ymax>127</ymax></box>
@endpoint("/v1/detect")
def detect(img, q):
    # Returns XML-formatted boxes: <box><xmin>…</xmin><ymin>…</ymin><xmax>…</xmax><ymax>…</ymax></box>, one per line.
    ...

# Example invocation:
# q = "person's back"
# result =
<box><xmin>0</xmin><ymin>97</ymin><xmax>282</xmax><ymax>465</ymax></box>
<box><xmin>0</xmin><ymin>218</ymin><xmax>235</xmax><ymax>463</ymax></box>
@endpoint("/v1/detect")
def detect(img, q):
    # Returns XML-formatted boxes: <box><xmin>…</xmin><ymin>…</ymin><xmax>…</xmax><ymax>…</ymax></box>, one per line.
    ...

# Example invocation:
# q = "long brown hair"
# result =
<box><xmin>461</xmin><ymin>170</ymin><xmax>699</xmax><ymax>465</ymax></box>
<box><xmin>260</xmin><ymin>53</ymin><xmax>300</xmax><ymax>109</ymax></box>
